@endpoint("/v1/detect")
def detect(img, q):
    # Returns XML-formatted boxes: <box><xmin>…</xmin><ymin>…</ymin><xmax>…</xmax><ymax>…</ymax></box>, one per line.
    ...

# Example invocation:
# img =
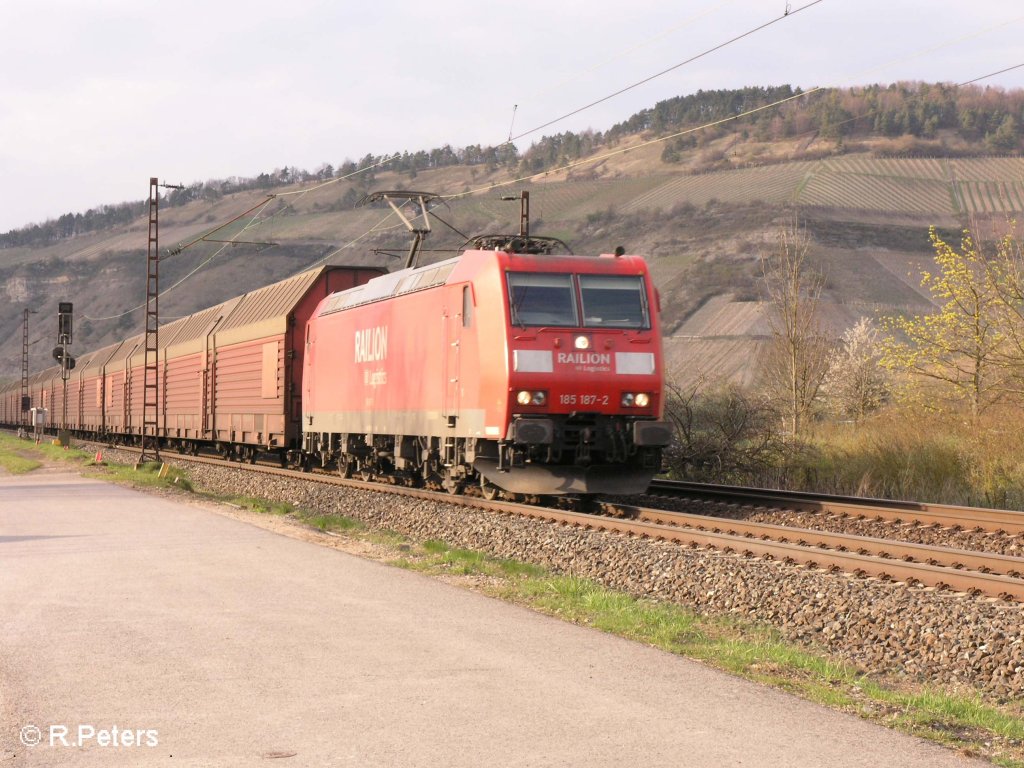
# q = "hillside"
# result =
<box><xmin>3</xmin><ymin>98</ymin><xmax>1023</xmax><ymax>386</ymax></box>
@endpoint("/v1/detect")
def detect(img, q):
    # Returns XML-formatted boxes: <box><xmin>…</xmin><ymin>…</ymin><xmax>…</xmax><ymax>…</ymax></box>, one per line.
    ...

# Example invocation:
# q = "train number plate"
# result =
<box><xmin>559</xmin><ymin>394</ymin><xmax>609</xmax><ymax>406</ymax></box>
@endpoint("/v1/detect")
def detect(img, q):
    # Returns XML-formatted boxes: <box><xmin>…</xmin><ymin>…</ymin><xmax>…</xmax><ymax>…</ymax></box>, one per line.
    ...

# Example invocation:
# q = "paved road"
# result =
<box><xmin>0</xmin><ymin>470</ymin><xmax>987</xmax><ymax>767</ymax></box>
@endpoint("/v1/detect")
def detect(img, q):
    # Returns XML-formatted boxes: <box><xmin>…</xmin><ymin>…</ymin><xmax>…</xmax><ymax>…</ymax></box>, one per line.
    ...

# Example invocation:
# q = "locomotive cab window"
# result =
<box><xmin>462</xmin><ymin>285</ymin><xmax>473</xmax><ymax>328</ymax></box>
<box><xmin>507</xmin><ymin>273</ymin><xmax>577</xmax><ymax>327</ymax></box>
<box><xmin>579</xmin><ymin>275</ymin><xmax>649</xmax><ymax>329</ymax></box>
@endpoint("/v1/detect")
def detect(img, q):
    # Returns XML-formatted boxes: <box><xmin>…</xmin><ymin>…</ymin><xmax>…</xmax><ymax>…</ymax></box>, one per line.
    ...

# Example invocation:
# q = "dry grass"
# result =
<box><xmin>774</xmin><ymin>407</ymin><xmax>1024</xmax><ymax>509</ymax></box>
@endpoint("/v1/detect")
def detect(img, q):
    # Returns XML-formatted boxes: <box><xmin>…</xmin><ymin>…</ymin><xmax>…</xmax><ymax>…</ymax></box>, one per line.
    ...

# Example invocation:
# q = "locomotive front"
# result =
<box><xmin>474</xmin><ymin>250</ymin><xmax>672</xmax><ymax>495</ymax></box>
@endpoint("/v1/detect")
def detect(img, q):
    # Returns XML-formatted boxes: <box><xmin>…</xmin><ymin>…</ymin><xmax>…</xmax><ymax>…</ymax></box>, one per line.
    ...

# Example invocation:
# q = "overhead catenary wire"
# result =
<box><xmin>958</xmin><ymin>62</ymin><xmax>1024</xmax><ymax>87</ymax></box>
<box><xmin>445</xmin><ymin>15</ymin><xmax>1024</xmax><ymax>204</ymax></box>
<box><xmin>160</xmin><ymin>150</ymin><xmax>404</xmax><ymax>262</ymax></box>
<box><xmin>508</xmin><ymin>0</ymin><xmax>826</xmax><ymax>143</ymax></box>
<box><xmin>514</xmin><ymin>0</ymin><xmax>738</xmax><ymax>106</ymax></box>
<box><xmin>747</xmin><ymin>59</ymin><xmax>1024</xmax><ymax>154</ymax></box>
<box><xmin>201</xmin><ymin>2</ymin><xmax>807</xmax><ymax>217</ymax></box>
<box><xmin>271</xmin><ymin>152</ymin><xmax>399</xmax><ymax>199</ymax></box>
<box><xmin>219</xmin><ymin>2</ymin><xmax>824</xmax><ymax>238</ymax></box>
<box><xmin>122</xmin><ymin>23</ymin><xmax>1024</xmax><ymax>303</ymax></box>
<box><xmin>81</xmin><ymin>164</ymin><xmax>409</xmax><ymax>324</ymax></box>
<box><xmin>79</xmin><ymin>10</ymin><xmax>1024</xmax><ymax>320</ymax></box>
<box><xmin>82</xmin><ymin>197</ymin><xmax>276</xmax><ymax>321</ymax></box>
<box><xmin>289</xmin><ymin>205</ymin><xmax>415</xmax><ymax>276</ymax></box>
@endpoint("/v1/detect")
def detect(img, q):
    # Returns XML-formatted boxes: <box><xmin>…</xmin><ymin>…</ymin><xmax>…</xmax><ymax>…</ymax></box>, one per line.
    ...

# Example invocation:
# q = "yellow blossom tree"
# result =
<box><xmin>976</xmin><ymin>223</ymin><xmax>1024</xmax><ymax>394</ymax></box>
<box><xmin>880</xmin><ymin>226</ymin><xmax>1005</xmax><ymax>418</ymax></box>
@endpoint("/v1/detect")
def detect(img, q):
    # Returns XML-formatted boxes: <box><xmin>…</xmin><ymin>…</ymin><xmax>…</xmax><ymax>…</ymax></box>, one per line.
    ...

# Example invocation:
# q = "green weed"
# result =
<box><xmin>307</xmin><ymin>514</ymin><xmax>364</xmax><ymax>533</ymax></box>
<box><xmin>0</xmin><ymin>454</ymin><xmax>42</xmax><ymax>474</ymax></box>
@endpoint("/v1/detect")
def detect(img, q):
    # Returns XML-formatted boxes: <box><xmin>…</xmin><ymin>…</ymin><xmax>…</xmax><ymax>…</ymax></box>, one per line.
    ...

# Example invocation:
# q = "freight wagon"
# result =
<box><xmin>1</xmin><ymin>265</ymin><xmax>383</xmax><ymax>459</ymax></box>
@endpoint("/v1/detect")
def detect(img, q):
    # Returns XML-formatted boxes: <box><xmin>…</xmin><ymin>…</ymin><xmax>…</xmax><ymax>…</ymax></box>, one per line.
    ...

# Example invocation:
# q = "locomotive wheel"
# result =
<box><xmin>443</xmin><ymin>469</ymin><xmax>464</xmax><ymax>495</ymax></box>
<box><xmin>338</xmin><ymin>458</ymin><xmax>355</xmax><ymax>479</ymax></box>
<box><xmin>480</xmin><ymin>479</ymin><xmax>500</xmax><ymax>501</ymax></box>
<box><xmin>359</xmin><ymin>466</ymin><xmax>374</xmax><ymax>482</ymax></box>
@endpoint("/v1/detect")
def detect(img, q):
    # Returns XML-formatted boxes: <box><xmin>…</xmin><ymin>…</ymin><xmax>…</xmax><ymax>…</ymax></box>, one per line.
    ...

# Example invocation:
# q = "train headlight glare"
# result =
<box><xmin>635</xmin><ymin>392</ymin><xmax>650</xmax><ymax>407</ymax></box>
<box><xmin>517</xmin><ymin>390</ymin><xmax>547</xmax><ymax>406</ymax></box>
<box><xmin>621</xmin><ymin>393</ymin><xmax>635</xmax><ymax>407</ymax></box>
<box><xmin>574</xmin><ymin>335</ymin><xmax>590</xmax><ymax>350</ymax></box>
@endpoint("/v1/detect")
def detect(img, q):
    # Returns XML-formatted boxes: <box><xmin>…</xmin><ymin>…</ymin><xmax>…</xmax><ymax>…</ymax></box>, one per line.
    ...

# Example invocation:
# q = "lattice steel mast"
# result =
<box><xmin>140</xmin><ymin>177</ymin><xmax>182</xmax><ymax>464</ymax></box>
<box><xmin>21</xmin><ymin>309</ymin><xmax>31</xmax><ymax>427</ymax></box>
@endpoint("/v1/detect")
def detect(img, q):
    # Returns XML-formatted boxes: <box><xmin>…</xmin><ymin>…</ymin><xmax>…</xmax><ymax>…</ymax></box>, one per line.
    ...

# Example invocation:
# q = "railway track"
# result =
<box><xmin>88</xmin><ymin>442</ymin><xmax>1024</xmax><ymax>602</ymax></box>
<box><xmin>647</xmin><ymin>479</ymin><xmax>1024</xmax><ymax>535</ymax></box>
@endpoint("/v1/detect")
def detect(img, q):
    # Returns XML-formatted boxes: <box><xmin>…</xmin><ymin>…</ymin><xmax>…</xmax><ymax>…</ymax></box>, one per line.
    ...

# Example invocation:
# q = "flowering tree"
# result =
<box><xmin>880</xmin><ymin>227</ymin><xmax>1005</xmax><ymax>417</ymax></box>
<box><xmin>822</xmin><ymin>317</ymin><xmax>889</xmax><ymax>420</ymax></box>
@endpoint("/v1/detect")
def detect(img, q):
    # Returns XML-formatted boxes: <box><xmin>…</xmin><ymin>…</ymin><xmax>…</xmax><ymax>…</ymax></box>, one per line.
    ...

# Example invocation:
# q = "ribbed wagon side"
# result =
<box><xmin>74</xmin><ymin>341</ymin><xmax>132</xmax><ymax>437</ymax></box>
<box><xmin>102</xmin><ymin>337</ymin><xmax>143</xmax><ymax>437</ymax></box>
<box><xmin>200</xmin><ymin>266</ymin><xmax>382</xmax><ymax>459</ymax></box>
<box><xmin>160</xmin><ymin>302</ymin><xmax>237</xmax><ymax>446</ymax></box>
<box><xmin>0</xmin><ymin>381</ymin><xmax>17</xmax><ymax>425</ymax></box>
<box><xmin>1</xmin><ymin>265</ymin><xmax>383</xmax><ymax>456</ymax></box>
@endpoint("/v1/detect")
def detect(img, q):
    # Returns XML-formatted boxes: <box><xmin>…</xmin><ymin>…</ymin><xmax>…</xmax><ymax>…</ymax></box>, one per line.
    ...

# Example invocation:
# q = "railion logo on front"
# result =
<box><xmin>557</xmin><ymin>352</ymin><xmax>611</xmax><ymax>366</ymax></box>
<box><xmin>354</xmin><ymin>327</ymin><xmax>388</xmax><ymax>363</ymax></box>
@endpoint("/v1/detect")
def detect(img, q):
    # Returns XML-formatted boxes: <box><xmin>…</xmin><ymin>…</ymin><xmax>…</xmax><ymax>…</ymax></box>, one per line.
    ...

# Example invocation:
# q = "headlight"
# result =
<box><xmin>574</xmin><ymin>335</ymin><xmax>590</xmax><ymax>350</ymax></box>
<box><xmin>621</xmin><ymin>392</ymin><xmax>651</xmax><ymax>408</ymax></box>
<box><xmin>517</xmin><ymin>390</ymin><xmax>547</xmax><ymax>406</ymax></box>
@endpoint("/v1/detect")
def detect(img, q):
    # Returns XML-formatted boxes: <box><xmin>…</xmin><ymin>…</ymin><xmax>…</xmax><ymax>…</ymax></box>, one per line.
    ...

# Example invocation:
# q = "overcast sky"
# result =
<box><xmin>1</xmin><ymin>0</ymin><xmax>1022</xmax><ymax>233</ymax></box>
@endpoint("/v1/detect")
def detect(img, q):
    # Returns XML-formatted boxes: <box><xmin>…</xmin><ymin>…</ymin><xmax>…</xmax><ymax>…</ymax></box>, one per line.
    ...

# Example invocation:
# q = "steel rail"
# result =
<box><xmin>647</xmin><ymin>479</ymin><xmax>1024</xmax><ymax>535</ymax></box>
<box><xmin>90</xmin><ymin>443</ymin><xmax>1024</xmax><ymax>601</ymax></box>
<box><xmin>603</xmin><ymin>503</ymin><xmax>1024</xmax><ymax>578</ymax></box>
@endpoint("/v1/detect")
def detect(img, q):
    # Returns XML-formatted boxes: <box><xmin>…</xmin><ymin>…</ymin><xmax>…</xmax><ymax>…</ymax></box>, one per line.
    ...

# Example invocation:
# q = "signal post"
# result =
<box><xmin>53</xmin><ymin>302</ymin><xmax>75</xmax><ymax>446</ymax></box>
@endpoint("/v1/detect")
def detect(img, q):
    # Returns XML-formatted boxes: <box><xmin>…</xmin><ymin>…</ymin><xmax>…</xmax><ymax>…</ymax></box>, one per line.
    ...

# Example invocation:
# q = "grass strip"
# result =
<box><xmin>98</xmin><ymin>460</ymin><xmax>194</xmax><ymax>491</ymax></box>
<box><xmin>0</xmin><ymin>453</ymin><xmax>43</xmax><ymax>474</ymax></box>
<box><xmin>0</xmin><ymin>433</ymin><xmax>71</xmax><ymax>474</ymax></box>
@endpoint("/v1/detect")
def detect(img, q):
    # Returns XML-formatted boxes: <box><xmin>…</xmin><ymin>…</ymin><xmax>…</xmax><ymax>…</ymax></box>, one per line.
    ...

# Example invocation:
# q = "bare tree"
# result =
<box><xmin>662</xmin><ymin>375</ymin><xmax>782</xmax><ymax>482</ymax></box>
<box><xmin>761</xmin><ymin>219</ymin><xmax>833</xmax><ymax>435</ymax></box>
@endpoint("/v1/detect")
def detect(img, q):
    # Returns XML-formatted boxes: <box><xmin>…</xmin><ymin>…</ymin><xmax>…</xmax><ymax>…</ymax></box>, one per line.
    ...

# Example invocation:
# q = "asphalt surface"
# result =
<box><xmin>0</xmin><ymin>468</ymin><xmax>990</xmax><ymax>767</ymax></box>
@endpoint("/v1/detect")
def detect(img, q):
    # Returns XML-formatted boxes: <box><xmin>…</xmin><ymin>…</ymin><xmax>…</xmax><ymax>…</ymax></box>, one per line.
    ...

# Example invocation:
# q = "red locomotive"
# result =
<box><xmin>303</xmin><ymin>238</ymin><xmax>671</xmax><ymax>496</ymax></box>
<box><xmin>1</xmin><ymin>190</ymin><xmax>671</xmax><ymax>497</ymax></box>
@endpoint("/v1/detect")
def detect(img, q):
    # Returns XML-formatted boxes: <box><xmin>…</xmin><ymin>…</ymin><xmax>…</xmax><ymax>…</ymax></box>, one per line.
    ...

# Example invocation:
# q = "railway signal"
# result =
<box><xmin>51</xmin><ymin>346</ymin><xmax>76</xmax><ymax>371</ymax></box>
<box><xmin>58</xmin><ymin>301</ymin><xmax>73</xmax><ymax>345</ymax></box>
<box><xmin>54</xmin><ymin>302</ymin><xmax>75</xmax><ymax>439</ymax></box>
<box><xmin>54</xmin><ymin>302</ymin><xmax>75</xmax><ymax>382</ymax></box>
